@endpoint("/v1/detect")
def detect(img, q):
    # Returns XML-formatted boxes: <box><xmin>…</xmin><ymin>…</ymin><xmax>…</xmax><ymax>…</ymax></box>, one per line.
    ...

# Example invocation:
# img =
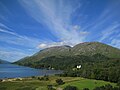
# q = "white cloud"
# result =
<box><xmin>0</xmin><ymin>33</ymin><xmax>41</xmax><ymax>49</ymax></box>
<box><xmin>0</xmin><ymin>24</ymin><xmax>42</xmax><ymax>48</ymax></box>
<box><xmin>0</xmin><ymin>23</ymin><xmax>8</xmax><ymax>28</ymax></box>
<box><xmin>37</xmin><ymin>42</ymin><xmax>65</xmax><ymax>49</ymax></box>
<box><xmin>19</xmin><ymin>0</ymin><xmax>88</xmax><ymax>46</ymax></box>
<box><xmin>0</xmin><ymin>23</ymin><xmax>43</xmax><ymax>61</ymax></box>
<box><xmin>99</xmin><ymin>23</ymin><xmax>120</xmax><ymax>42</ymax></box>
<box><xmin>0</xmin><ymin>50</ymin><xmax>29</xmax><ymax>62</ymax></box>
<box><xmin>73</xmin><ymin>25</ymin><xmax>81</xmax><ymax>31</ymax></box>
<box><xmin>111</xmin><ymin>39</ymin><xmax>120</xmax><ymax>49</ymax></box>
<box><xmin>0</xmin><ymin>46</ymin><xmax>38</xmax><ymax>62</ymax></box>
<box><xmin>0</xmin><ymin>28</ymin><xmax>17</xmax><ymax>36</ymax></box>
<box><xmin>38</xmin><ymin>43</ymin><xmax>47</xmax><ymax>49</ymax></box>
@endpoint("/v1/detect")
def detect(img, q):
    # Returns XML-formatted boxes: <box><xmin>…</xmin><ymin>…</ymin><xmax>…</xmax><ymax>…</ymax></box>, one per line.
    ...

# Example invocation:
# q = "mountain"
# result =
<box><xmin>14</xmin><ymin>42</ymin><xmax>120</xmax><ymax>68</ymax></box>
<box><xmin>0</xmin><ymin>59</ymin><xmax>10</xmax><ymax>64</ymax></box>
<box><xmin>14</xmin><ymin>42</ymin><xmax>120</xmax><ymax>84</ymax></box>
<box><xmin>15</xmin><ymin>45</ymin><xmax>71</xmax><ymax>64</ymax></box>
<box><xmin>71</xmin><ymin>42</ymin><xmax>120</xmax><ymax>58</ymax></box>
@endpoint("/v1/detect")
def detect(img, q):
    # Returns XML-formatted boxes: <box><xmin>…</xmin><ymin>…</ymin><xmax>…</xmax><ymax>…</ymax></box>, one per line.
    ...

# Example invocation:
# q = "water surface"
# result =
<box><xmin>0</xmin><ymin>64</ymin><xmax>62</xmax><ymax>79</ymax></box>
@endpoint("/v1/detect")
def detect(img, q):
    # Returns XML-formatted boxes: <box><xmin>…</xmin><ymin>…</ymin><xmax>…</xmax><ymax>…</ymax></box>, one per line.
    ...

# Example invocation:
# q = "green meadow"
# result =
<box><xmin>0</xmin><ymin>76</ymin><xmax>116</xmax><ymax>90</ymax></box>
<box><xmin>60</xmin><ymin>78</ymin><xmax>116</xmax><ymax>90</ymax></box>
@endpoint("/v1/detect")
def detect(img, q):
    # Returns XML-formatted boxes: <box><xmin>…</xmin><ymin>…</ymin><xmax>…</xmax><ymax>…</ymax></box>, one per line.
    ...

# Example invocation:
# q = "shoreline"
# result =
<box><xmin>0</xmin><ymin>77</ymin><xmax>32</xmax><ymax>82</ymax></box>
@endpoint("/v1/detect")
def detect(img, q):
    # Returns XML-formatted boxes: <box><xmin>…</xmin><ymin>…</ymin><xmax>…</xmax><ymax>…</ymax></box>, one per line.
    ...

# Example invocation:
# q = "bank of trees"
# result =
<box><xmin>63</xmin><ymin>84</ymin><xmax>120</xmax><ymax>90</ymax></box>
<box><xmin>39</xmin><ymin>55</ymin><xmax>120</xmax><ymax>83</ymax></box>
<box><xmin>60</xmin><ymin>59</ymin><xmax>120</xmax><ymax>83</ymax></box>
<box><xmin>15</xmin><ymin>54</ymin><xmax>120</xmax><ymax>83</ymax></box>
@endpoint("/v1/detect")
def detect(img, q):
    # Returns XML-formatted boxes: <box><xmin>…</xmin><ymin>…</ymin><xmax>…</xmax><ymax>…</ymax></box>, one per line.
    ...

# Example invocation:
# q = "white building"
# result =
<box><xmin>77</xmin><ymin>65</ymin><xmax>82</xmax><ymax>69</ymax></box>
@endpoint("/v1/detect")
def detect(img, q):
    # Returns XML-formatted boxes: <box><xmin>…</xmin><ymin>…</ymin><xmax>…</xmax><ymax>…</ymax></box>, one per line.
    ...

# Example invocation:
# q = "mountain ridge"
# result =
<box><xmin>14</xmin><ymin>42</ymin><xmax>120</xmax><ymax>66</ymax></box>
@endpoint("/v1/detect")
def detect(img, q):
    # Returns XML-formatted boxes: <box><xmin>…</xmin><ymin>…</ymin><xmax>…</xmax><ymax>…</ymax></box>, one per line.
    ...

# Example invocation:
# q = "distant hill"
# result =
<box><xmin>14</xmin><ymin>42</ymin><xmax>120</xmax><ymax>68</ymax></box>
<box><xmin>0</xmin><ymin>59</ymin><xmax>10</xmax><ymax>64</ymax></box>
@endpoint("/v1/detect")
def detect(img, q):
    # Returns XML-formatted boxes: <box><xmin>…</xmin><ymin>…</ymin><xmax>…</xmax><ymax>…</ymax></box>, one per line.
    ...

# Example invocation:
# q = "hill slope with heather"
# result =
<box><xmin>14</xmin><ymin>42</ymin><xmax>120</xmax><ymax>83</ymax></box>
<box><xmin>15</xmin><ymin>42</ymin><xmax>120</xmax><ymax>64</ymax></box>
<box><xmin>71</xmin><ymin>42</ymin><xmax>120</xmax><ymax>58</ymax></box>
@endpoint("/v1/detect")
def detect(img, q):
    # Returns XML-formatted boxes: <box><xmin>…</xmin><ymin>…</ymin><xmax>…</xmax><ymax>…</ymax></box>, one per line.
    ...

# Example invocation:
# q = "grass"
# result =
<box><xmin>60</xmin><ymin>78</ymin><xmax>116</xmax><ymax>90</ymax></box>
<box><xmin>0</xmin><ymin>76</ymin><xmax>117</xmax><ymax>90</ymax></box>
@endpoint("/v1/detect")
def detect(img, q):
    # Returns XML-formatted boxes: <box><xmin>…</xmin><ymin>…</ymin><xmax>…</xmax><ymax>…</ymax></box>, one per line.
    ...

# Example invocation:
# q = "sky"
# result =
<box><xmin>0</xmin><ymin>0</ymin><xmax>120</xmax><ymax>62</ymax></box>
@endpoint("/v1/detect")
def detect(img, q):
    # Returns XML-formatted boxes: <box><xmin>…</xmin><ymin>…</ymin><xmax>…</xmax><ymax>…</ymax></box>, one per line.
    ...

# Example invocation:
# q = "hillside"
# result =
<box><xmin>0</xmin><ymin>59</ymin><xmax>10</xmax><ymax>64</ymax></box>
<box><xmin>15</xmin><ymin>45</ymin><xmax>71</xmax><ymax>64</ymax></box>
<box><xmin>14</xmin><ymin>42</ymin><xmax>120</xmax><ymax>83</ymax></box>
<box><xmin>71</xmin><ymin>42</ymin><xmax>120</xmax><ymax>58</ymax></box>
<box><xmin>15</xmin><ymin>42</ymin><xmax>120</xmax><ymax>65</ymax></box>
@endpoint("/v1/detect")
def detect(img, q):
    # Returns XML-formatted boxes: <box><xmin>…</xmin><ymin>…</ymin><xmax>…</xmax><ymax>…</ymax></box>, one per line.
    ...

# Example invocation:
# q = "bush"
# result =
<box><xmin>63</xmin><ymin>85</ymin><xmax>78</xmax><ymax>90</ymax></box>
<box><xmin>0</xmin><ymin>79</ymin><xmax>3</xmax><ymax>82</ymax></box>
<box><xmin>83</xmin><ymin>88</ymin><xmax>89</xmax><ymax>90</ymax></box>
<box><xmin>56</xmin><ymin>79</ymin><xmax>65</xmax><ymax>85</ymax></box>
<box><xmin>93</xmin><ymin>84</ymin><xmax>120</xmax><ymax>90</ymax></box>
<box><xmin>38</xmin><ymin>75</ymin><xmax>49</xmax><ymax>81</ymax></box>
<box><xmin>31</xmin><ymin>76</ymin><xmax>36</xmax><ymax>78</ymax></box>
<box><xmin>47</xmin><ymin>85</ymin><xmax>55</xmax><ymax>90</ymax></box>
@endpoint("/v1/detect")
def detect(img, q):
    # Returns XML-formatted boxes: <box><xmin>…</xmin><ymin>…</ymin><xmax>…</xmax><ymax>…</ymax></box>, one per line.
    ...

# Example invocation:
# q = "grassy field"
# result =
<box><xmin>0</xmin><ymin>76</ymin><xmax>117</xmax><ymax>90</ymax></box>
<box><xmin>60</xmin><ymin>78</ymin><xmax>116</xmax><ymax>90</ymax></box>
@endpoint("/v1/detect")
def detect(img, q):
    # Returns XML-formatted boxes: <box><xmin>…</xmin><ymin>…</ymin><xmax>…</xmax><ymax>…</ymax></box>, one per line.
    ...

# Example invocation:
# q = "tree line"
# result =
<box><xmin>15</xmin><ymin>53</ymin><xmax>120</xmax><ymax>83</ymax></box>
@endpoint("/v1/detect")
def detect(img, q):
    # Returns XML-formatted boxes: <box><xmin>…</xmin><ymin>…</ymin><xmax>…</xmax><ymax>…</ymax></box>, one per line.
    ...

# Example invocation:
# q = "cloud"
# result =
<box><xmin>0</xmin><ymin>28</ymin><xmax>17</xmax><ymax>36</ymax></box>
<box><xmin>0</xmin><ymin>45</ymin><xmax>38</xmax><ymax>62</ymax></box>
<box><xmin>0</xmin><ymin>23</ymin><xmax>41</xmax><ymax>48</ymax></box>
<box><xmin>37</xmin><ymin>28</ymin><xmax>89</xmax><ymax>49</ymax></box>
<box><xmin>0</xmin><ymin>19</ymin><xmax>43</xmax><ymax>61</ymax></box>
<box><xmin>38</xmin><ymin>43</ymin><xmax>47</xmax><ymax>49</ymax></box>
<box><xmin>0</xmin><ymin>23</ymin><xmax>9</xmax><ymax>28</ymax></box>
<box><xmin>99</xmin><ymin>23</ymin><xmax>120</xmax><ymax>42</ymax></box>
<box><xmin>1</xmin><ymin>0</ymin><xmax>120</xmax><ymax>62</ymax></box>
<box><xmin>0</xmin><ymin>50</ymin><xmax>29</xmax><ymax>62</ymax></box>
<box><xmin>0</xmin><ymin>23</ymin><xmax>24</xmax><ymax>38</ymax></box>
<box><xmin>37</xmin><ymin>41</ymin><xmax>67</xmax><ymax>49</ymax></box>
<box><xmin>19</xmin><ymin>0</ymin><xmax>88</xmax><ymax>46</ymax></box>
<box><xmin>111</xmin><ymin>39</ymin><xmax>120</xmax><ymax>49</ymax></box>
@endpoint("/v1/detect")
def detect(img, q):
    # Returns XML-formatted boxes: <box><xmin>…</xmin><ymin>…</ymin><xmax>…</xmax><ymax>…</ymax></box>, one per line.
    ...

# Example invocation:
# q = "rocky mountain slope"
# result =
<box><xmin>71</xmin><ymin>42</ymin><xmax>120</xmax><ymax>58</ymax></box>
<box><xmin>14</xmin><ymin>42</ymin><xmax>120</xmax><ymax>66</ymax></box>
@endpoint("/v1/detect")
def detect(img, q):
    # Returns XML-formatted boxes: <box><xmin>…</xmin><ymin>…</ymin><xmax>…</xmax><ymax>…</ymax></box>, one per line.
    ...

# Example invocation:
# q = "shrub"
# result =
<box><xmin>38</xmin><ymin>75</ymin><xmax>49</xmax><ymax>81</ymax></box>
<box><xmin>44</xmin><ymin>75</ymin><xmax>49</xmax><ymax>81</ymax></box>
<box><xmin>0</xmin><ymin>79</ymin><xmax>2</xmax><ymax>82</ymax></box>
<box><xmin>47</xmin><ymin>85</ymin><xmax>55</xmax><ymax>90</ymax></box>
<box><xmin>63</xmin><ymin>85</ymin><xmax>78</xmax><ymax>90</ymax></box>
<box><xmin>56</xmin><ymin>79</ymin><xmax>65</xmax><ymax>85</ymax></box>
<box><xmin>31</xmin><ymin>76</ymin><xmax>36</xmax><ymax>78</ymax></box>
<box><xmin>83</xmin><ymin>88</ymin><xmax>89</xmax><ymax>90</ymax></box>
<box><xmin>93</xmin><ymin>84</ymin><xmax>120</xmax><ymax>90</ymax></box>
